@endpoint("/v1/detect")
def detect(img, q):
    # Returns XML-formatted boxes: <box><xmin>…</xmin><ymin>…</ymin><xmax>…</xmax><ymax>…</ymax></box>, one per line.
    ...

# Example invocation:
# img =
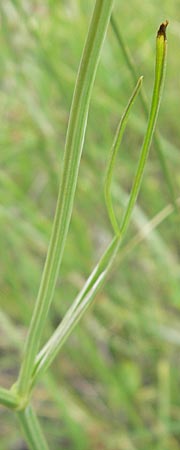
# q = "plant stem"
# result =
<box><xmin>17</xmin><ymin>404</ymin><xmax>49</xmax><ymax>450</ymax></box>
<box><xmin>16</xmin><ymin>0</ymin><xmax>114</xmax><ymax>398</ymax></box>
<box><xmin>120</xmin><ymin>21</ymin><xmax>168</xmax><ymax>236</ymax></box>
<box><xmin>110</xmin><ymin>15</ymin><xmax>177</xmax><ymax>212</ymax></box>
<box><xmin>31</xmin><ymin>237</ymin><xmax>120</xmax><ymax>384</ymax></box>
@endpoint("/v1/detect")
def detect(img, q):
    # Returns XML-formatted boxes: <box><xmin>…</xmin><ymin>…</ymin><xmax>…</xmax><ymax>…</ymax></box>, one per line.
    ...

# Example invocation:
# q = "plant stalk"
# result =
<box><xmin>17</xmin><ymin>404</ymin><xmax>49</xmax><ymax>450</ymax></box>
<box><xmin>16</xmin><ymin>0</ymin><xmax>114</xmax><ymax>398</ymax></box>
<box><xmin>120</xmin><ymin>21</ymin><xmax>168</xmax><ymax>236</ymax></box>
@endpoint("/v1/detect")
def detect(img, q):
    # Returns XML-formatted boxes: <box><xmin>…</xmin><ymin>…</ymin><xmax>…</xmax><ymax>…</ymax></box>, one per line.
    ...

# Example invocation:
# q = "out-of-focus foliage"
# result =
<box><xmin>0</xmin><ymin>1</ymin><xmax>180</xmax><ymax>449</ymax></box>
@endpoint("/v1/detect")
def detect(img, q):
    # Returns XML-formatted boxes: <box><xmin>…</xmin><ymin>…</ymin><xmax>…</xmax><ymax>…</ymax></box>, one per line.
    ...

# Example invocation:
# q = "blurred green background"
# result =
<box><xmin>0</xmin><ymin>1</ymin><xmax>180</xmax><ymax>449</ymax></box>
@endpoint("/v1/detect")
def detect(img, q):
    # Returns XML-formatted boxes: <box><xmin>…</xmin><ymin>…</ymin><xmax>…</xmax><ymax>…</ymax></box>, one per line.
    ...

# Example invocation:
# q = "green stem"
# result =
<box><xmin>0</xmin><ymin>387</ymin><xmax>19</xmax><ymax>409</ymax></box>
<box><xmin>111</xmin><ymin>16</ymin><xmax>177</xmax><ymax>212</ymax></box>
<box><xmin>16</xmin><ymin>0</ymin><xmax>114</xmax><ymax>398</ymax></box>
<box><xmin>104</xmin><ymin>76</ymin><xmax>143</xmax><ymax>235</ymax></box>
<box><xmin>17</xmin><ymin>404</ymin><xmax>49</xmax><ymax>450</ymax></box>
<box><xmin>31</xmin><ymin>237</ymin><xmax>120</xmax><ymax>385</ymax></box>
<box><xmin>120</xmin><ymin>21</ymin><xmax>168</xmax><ymax>236</ymax></box>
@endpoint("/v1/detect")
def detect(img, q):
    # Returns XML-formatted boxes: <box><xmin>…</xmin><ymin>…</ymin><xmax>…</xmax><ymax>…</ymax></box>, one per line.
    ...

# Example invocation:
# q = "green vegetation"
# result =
<box><xmin>0</xmin><ymin>1</ymin><xmax>180</xmax><ymax>449</ymax></box>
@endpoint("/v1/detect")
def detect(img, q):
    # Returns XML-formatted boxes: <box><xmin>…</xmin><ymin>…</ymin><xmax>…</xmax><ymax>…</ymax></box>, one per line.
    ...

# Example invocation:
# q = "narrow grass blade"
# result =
<box><xmin>16</xmin><ymin>0</ymin><xmax>115</xmax><ymax>398</ymax></box>
<box><xmin>31</xmin><ymin>237</ymin><xmax>120</xmax><ymax>384</ymax></box>
<box><xmin>120</xmin><ymin>21</ymin><xmax>169</xmax><ymax>236</ymax></box>
<box><xmin>104</xmin><ymin>76</ymin><xmax>143</xmax><ymax>236</ymax></box>
<box><xmin>110</xmin><ymin>16</ymin><xmax>178</xmax><ymax>212</ymax></box>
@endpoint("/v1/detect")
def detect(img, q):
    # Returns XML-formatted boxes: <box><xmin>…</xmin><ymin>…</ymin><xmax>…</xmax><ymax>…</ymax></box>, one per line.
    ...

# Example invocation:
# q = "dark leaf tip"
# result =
<box><xmin>157</xmin><ymin>20</ymin><xmax>169</xmax><ymax>40</ymax></box>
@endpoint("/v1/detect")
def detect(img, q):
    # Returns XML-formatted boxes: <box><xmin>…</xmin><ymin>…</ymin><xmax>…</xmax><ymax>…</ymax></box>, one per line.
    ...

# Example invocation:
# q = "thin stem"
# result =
<box><xmin>104</xmin><ymin>76</ymin><xmax>143</xmax><ymax>235</ymax></box>
<box><xmin>110</xmin><ymin>16</ymin><xmax>177</xmax><ymax>212</ymax></box>
<box><xmin>16</xmin><ymin>0</ymin><xmax>114</xmax><ymax>398</ymax></box>
<box><xmin>31</xmin><ymin>237</ymin><xmax>120</xmax><ymax>385</ymax></box>
<box><xmin>0</xmin><ymin>387</ymin><xmax>19</xmax><ymax>409</ymax></box>
<box><xmin>120</xmin><ymin>21</ymin><xmax>168</xmax><ymax>236</ymax></box>
<box><xmin>17</xmin><ymin>404</ymin><xmax>49</xmax><ymax>450</ymax></box>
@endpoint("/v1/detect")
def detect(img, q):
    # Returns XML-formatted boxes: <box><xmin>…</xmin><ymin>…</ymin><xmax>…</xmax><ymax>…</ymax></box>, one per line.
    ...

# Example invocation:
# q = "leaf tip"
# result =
<box><xmin>157</xmin><ymin>20</ymin><xmax>169</xmax><ymax>40</ymax></box>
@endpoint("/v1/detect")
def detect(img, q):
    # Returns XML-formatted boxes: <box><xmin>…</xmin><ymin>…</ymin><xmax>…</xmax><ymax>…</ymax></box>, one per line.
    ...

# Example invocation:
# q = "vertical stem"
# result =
<box><xmin>16</xmin><ymin>0</ymin><xmax>114</xmax><ymax>398</ymax></box>
<box><xmin>17</xmin><ymin>404</ymin><xmax>49</xmax><ymax>450</ymax></box>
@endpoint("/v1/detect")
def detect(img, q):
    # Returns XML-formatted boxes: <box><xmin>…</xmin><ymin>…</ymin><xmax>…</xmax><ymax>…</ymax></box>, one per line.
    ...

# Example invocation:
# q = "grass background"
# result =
<box><xmin>0</xmin><ymin>0</ymin><xmax>180</xmax><ymax>449</ymax></box>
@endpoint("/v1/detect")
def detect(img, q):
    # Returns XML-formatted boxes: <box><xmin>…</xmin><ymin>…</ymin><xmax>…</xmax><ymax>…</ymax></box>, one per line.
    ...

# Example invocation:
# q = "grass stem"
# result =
<box><xmin>17</xmin><ymin>405</ymin><xmax>49</xmax><ymax>450</ymax></box>
<box><xmin>16</xmin><ymin>0</ymin><xmax>114</xmax><ymax>398</ymax></box>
